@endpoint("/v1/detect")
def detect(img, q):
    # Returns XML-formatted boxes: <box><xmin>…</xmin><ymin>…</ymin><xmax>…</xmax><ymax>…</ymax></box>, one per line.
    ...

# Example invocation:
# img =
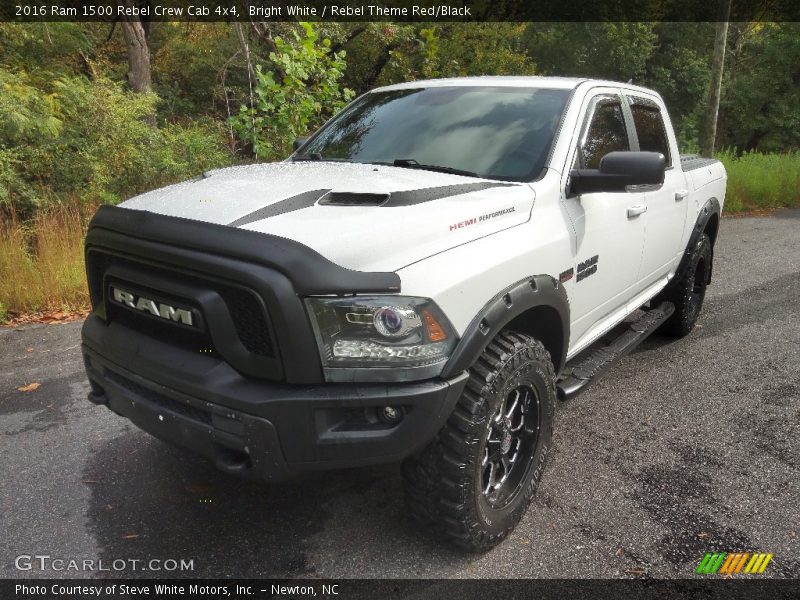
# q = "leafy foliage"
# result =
<box><xmin>402</xmin><ymin>24</ymin><xmax>534</xmax><ymax>80</ymax></box>
<box><xmin>0</xmin><ymin>69</ymin><xmax>63</xmax><ymax>142</ymax></box>
<box><xmin>720</xmin><ymin>23</ymin><xmax>800</xmax><ymax>152</ymax></box>
<box><xmin>523</xmin><ymin>23</ymin><xmax>658</xmax><ymax>81</ymax></box>
<box><xmin>1</xmin><ymin>74</ymin><xmax>230</xmax><ymax>215</ymax></box>
<box><xmin>229</xmin><ymin>23</ymin><xmax>354</xmax><ymax>159</ymax></box>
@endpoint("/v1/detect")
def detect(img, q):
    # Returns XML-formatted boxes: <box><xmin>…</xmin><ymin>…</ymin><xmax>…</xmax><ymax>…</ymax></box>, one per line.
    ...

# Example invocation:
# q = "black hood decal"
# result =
<box><xmin>384</xmin><ymin>182</ymin><xmax>517</xmax><ymax>207</ymax></box>
<box><xmin>228</xmin><ymin>182</ymin><xmax>517</xmax><ymax>227</ymax></box>
<box><xmin>228</xmin><ymin>189</ymin><xmax>330</xmax><ymax>227</ymax></box>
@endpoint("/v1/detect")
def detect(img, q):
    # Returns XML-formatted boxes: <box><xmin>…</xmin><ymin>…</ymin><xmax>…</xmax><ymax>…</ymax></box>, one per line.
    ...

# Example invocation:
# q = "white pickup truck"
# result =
<box><xmin>81</xmin><ymin>76</ymin><xmax>726</xmax><ymax>551</ymax></box>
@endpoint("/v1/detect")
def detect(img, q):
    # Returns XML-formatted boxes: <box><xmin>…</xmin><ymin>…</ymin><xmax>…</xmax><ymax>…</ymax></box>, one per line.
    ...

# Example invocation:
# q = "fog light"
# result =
<box><xmin>379</xmin><ymin>405</ymin><xmax>404</xmax><ymax>425</ymax></box>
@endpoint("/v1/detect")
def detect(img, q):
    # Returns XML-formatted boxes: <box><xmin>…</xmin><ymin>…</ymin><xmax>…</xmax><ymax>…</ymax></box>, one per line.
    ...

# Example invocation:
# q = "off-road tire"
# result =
<box><xmin>658</xmin><ymin>233</ymin><xmax>712</xmax><ymax>337</ymax></box>
<box><xmin>402</xmin><ymin>331</ymin><xmax>556</xmax><ymax>551</ymax></box>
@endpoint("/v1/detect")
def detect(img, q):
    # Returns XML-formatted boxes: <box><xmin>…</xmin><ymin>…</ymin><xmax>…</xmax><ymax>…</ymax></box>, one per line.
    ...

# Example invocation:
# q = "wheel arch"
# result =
<box><xmin>670</xmin><ymin>196</ymin><xmax>721</xmax><ymax>289</ymax></box>
<box><xmin>703</xmin><ymin>208</ymin><xmax>720</xmax><ymax>247</ymax></box>
<box><xmin>441</xmin><ymin>275</ymin><xmax>570</xmax><ymax>378</ymax></box>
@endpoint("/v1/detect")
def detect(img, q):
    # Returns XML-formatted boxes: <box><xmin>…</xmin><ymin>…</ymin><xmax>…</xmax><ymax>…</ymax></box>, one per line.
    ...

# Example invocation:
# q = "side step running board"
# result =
<box><xmin>557</xmin><ymin>301</ymin><xmax>675</xmax><ymax>400</ymax></box>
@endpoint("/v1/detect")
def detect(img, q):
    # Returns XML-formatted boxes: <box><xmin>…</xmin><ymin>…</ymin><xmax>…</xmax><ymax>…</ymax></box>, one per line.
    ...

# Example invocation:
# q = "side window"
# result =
<box><xmin>629</xmin><ymin>97</ymin><xmax>671</xmax><ymax>166</ymax></box>
<box><xmin>581</xmin><ymin>98</ymin><xmax>629</xmax><ymax>169</ymax></box>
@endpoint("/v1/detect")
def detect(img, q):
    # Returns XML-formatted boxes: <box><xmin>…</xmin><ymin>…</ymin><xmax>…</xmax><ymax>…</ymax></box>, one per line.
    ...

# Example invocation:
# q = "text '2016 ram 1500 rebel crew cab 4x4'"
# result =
<box><xmin>81</xmin><ymin>77</ymin><xmax>726</xmax><ymax>551</ymax></box>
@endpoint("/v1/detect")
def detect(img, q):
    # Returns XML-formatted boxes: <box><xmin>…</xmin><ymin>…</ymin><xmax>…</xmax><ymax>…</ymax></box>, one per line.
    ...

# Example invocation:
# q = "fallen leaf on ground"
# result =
<box><xmin>1</xmin><ymin>307</ymin><xmax>90</xmax><ymax>328</ymax></box>
<box><xmin>17</xmin><ymin>382</ymin><xmax>41</xmax><ymax>392</ymax></box>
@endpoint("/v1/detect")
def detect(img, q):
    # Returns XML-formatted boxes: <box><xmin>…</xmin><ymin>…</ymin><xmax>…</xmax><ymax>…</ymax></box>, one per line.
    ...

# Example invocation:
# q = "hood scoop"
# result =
<box><xmin>319</xmin><ymin>191</ymin><xmax>390</xmax><ymax>207</ymax></box>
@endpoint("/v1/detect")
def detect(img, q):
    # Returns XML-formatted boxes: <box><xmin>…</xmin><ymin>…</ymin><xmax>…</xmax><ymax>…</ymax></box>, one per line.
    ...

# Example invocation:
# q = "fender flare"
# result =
<box><xmin>671</xmin><ymin>196</ymin><xmax>721</xmax><ymax>288</ymax></box>
<box><xmin>441</xmin><ymin>275</ymin><xmax>570</xmax><ymax>378</ymax></box>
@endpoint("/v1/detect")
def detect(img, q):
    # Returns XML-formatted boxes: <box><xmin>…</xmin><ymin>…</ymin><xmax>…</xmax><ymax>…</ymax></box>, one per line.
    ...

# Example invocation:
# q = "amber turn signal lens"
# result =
<box><xmin>422</xmin><ymin>309</ymin><xmax>448</xmax><ymax>342</ymax></box>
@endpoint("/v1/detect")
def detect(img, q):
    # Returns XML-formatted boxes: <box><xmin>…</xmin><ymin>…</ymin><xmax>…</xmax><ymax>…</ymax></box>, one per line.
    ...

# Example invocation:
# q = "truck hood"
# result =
<box><xmin>121</xmin><ymin>161</ymin><xmax>534</xmax><ymax>272</ymax></box>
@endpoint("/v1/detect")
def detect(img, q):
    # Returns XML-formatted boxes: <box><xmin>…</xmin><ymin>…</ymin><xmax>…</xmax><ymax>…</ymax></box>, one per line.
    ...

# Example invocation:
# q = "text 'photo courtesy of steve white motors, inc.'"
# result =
<box><xmin>14</xmin><ymin>583</ymin><xmax>340</xmax><ymax>597</ymax></box>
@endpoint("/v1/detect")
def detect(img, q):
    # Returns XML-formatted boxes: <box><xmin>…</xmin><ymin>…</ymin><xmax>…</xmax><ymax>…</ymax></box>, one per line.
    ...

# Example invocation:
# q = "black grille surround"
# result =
<box><xmin>84</xmin><ymin>205</ymin><xmax>403</xmax><ymax>385</ymax></box>
<box><xmin>86</xmin><ymin>246</ymin><xmax>283</xmax><ymax>380</ymax></box>
<box><xmin>91</xmin><ymin>250</ymin><xmax>275</xmax><ymax>358</ymax></box>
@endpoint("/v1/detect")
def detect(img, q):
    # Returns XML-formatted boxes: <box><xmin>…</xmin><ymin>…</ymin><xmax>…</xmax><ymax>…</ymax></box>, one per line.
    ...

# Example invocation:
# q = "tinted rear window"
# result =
<box><xmin>629</xmin><ymin>97</ymin><xmax>671</xmax><ymax>166</ymax></box>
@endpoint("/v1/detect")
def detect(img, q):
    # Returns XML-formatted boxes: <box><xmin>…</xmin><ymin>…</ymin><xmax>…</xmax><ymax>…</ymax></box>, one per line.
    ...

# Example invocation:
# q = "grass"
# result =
<box><xmin>0</xmin><ymin>198</ymin><xmax>92</xmax><ymax>320</ymax></box>
<box><xmin>1</xmin><ymin>150</ymin><xmax>799</xmax><ymax>322</ymax></box>
<box><xmin>718</xmin><ymin>150</ymin><xmax>800</xmax><ymax>213</ymax></box>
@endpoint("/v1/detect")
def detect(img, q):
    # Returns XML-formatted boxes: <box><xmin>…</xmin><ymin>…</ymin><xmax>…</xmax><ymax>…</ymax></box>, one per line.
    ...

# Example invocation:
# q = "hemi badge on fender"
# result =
<box><xmin>576</xmin><ymin>254</ymin><xmax>599</xmax><ymax>283</ymax></box>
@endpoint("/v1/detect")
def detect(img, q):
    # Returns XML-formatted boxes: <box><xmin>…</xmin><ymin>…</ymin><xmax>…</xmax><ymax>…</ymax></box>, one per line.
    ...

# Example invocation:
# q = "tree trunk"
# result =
<box><xmin>234</xmin><ymin>22</ymin><xmax>257</xmax><ymax>87</ymax></box>
<box><xmin>121</xmin><ymin>8</ymin><xmax>152</xmax><ymax>94</ymax></box>
<box><xmin>701</xmin><ymin>0</ymin><xmax>731</xmax><ymax>158</ymax></box>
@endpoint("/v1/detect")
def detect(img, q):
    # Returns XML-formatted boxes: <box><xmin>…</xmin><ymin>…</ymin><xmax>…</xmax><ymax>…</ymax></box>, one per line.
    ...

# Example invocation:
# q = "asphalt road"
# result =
<box><xmin>1</xmin><ymin>211</ymin><xmax>798</xmax><ymax>581</ymax></box>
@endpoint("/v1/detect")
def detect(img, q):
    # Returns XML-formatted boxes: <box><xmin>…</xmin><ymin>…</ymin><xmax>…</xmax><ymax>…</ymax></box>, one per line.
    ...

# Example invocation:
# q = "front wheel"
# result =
<box><xmin>658</xmin><ymin>233</ymin><xmax>712</xmax><ymax>337</ymax></box>
<box><xmin>402</xmin><ymin>331</ymin><xmax>556</xmax><ymax>551</ymax></box>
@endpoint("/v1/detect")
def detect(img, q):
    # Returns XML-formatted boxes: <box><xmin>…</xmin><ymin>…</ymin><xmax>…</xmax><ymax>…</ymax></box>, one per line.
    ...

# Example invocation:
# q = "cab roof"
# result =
<box><xmin>374</xmin><ymin>76</ymin><xmax>588</xmax><ymax>92</ymax></box>
<box><xmin>373</xmin><ymin>76</ymin><xmax>660</xmax><ymax>98</ymax></box>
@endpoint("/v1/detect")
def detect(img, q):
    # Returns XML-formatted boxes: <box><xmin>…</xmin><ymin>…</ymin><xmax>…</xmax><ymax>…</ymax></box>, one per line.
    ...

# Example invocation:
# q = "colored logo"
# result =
<box><xmin>696</xmin><ymin>552</ymin><xmax>773</xmax><ymax>575</ymax></box>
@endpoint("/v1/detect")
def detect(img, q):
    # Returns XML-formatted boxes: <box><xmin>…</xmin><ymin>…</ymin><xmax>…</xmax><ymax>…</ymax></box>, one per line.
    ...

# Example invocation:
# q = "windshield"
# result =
<box><xmin>296</xmin><ymin>86</ymin><xmax>570</xmax><ymax>181</ymax></box>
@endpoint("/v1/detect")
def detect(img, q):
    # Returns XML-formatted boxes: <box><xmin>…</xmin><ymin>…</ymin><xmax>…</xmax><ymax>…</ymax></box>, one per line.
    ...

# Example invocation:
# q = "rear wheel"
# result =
<box><xmin>402</xmin><ymin>331</ymin><xmax>556</xmax><ymax>551</ymax></box>
<box><xmin>658</xmin><ymin>233</ymin><xmax>712</xmax><ymax>337</ymax></box>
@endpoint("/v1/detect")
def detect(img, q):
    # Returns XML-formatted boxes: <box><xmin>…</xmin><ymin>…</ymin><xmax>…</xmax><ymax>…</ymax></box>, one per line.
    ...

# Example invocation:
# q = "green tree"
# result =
<box><xmin>719</xmin><ymin>22</ymin><xmax>800</xmax><ymax>152</ymax></box>
<box><xmin>643</xmin><ymin>23</ymin><xmax>714</xmax><ymax>151</ymax></box>
<box><xmin>522</xmin><ymin>23</ymin><xmax>658</xmax><ymax>82</ymax></box>
<box><xmin>229</xmin><ymin>22</ymin><xmax>354</xmax><ymax>159</ymax></box>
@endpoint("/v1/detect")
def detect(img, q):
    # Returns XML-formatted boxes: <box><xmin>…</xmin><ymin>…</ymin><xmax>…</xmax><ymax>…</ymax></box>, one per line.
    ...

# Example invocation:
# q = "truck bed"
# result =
<box><xmin>680</xmin><ymin>154</ymin><xmax>720</xmax><ymax>172</ymax></box>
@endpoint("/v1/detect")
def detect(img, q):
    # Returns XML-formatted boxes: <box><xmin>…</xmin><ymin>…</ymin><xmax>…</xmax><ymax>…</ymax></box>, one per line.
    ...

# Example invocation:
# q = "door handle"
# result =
<box><xmin>627</xmin><ymin>204</ymin><xmax>648</xmax><ymax>218</ymax></box>
<box><xmin>675</xmin><ymin>190</ymin><xmax>689</xmax><ymax>202</ymax></box>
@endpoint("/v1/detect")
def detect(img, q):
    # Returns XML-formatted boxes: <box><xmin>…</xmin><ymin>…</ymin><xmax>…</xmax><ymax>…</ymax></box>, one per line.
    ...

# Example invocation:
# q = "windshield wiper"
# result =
<box><xmin>386</xmin><ymin>159</ymin><xmax>479</xmax><ymax>178</ymax></box>
<box><xmin>292</xmin><ymin>154</ymin><xmax>353</xmax><ymax>162</ymax></box>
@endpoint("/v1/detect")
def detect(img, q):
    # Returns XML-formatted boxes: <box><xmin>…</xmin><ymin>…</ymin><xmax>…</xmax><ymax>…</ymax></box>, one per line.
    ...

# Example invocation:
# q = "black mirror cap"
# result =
<box><xmin>569</xmin><ymin>151</ymin><xmax>666</xmax><ymax>195</ymax></box>
<box><xmin>293</xmin><ymin>136</ymin><xmax>310</xmax><ymax>152</ymax></box>
<box><xmin>600</xmin><ymin>151</ymin><xmax>666</xmax><ymax>182</ymax></box>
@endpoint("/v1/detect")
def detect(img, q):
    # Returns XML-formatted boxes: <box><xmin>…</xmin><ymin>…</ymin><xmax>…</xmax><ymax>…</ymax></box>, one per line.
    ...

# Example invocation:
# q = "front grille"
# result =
<box><xmin>104</xmin><ymin>369</ymin><xmax>212</xmax><ymax>425</ymax></box>
<box><xmin>105</xmin><ymin>282</ymin><xmax>217</xmax><ymax>357</ymax></box>
<box><xmin>216</xmin><ymin>287</ymin><xmax>274</xmax><ymax>356</ymax></box>
<box><xmin>87</xmin><ymin>250</ymin><xmax>276</xmax><ymax>359</ymax></box>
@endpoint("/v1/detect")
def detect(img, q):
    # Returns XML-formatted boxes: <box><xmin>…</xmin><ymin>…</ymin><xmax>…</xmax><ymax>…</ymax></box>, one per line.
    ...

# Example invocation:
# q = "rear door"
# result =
<box><xmin>561</xmin><ymin>90</ymin><xmax>647</xmax><ymax>348</ymax></box>
<box><xmin>624</xmin><ymin>94</ymin><xmax>689</xmax><ymax>285</ymax></box>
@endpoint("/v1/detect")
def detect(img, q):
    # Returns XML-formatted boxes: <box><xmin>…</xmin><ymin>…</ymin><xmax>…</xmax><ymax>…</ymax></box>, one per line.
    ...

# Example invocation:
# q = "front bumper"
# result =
<box><xmin>82</xmin><ymin>315</ymin><xmax>468</xmax><ymax>481</ymax></box>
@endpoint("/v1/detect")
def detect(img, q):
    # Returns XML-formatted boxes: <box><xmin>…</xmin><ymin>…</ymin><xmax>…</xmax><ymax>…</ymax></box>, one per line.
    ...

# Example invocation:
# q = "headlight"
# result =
<box><xmin>304</xmin><ymin>296</ymin><xmax>457</xmax><ymax>374</ymax></box>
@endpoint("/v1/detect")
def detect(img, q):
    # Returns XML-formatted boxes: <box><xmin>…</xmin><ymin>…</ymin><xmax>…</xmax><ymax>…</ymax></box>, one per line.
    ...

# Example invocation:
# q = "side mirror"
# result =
<box><xmin>569</xmin><ymin>151</ymin><xmax>666</xmax><ymax>195</ymax></box>
<box><xmin>293</xmin><ymin>136</ymin><xmax>310</xmax><ymax>152</ymax></box>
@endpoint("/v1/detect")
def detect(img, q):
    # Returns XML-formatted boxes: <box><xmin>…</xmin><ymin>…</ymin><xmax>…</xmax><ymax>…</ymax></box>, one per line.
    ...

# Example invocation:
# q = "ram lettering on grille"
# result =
<box><xmin>112</xmin><ymin>287</ymin><xmax>194</xmax><ymax>326</ymax></box>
